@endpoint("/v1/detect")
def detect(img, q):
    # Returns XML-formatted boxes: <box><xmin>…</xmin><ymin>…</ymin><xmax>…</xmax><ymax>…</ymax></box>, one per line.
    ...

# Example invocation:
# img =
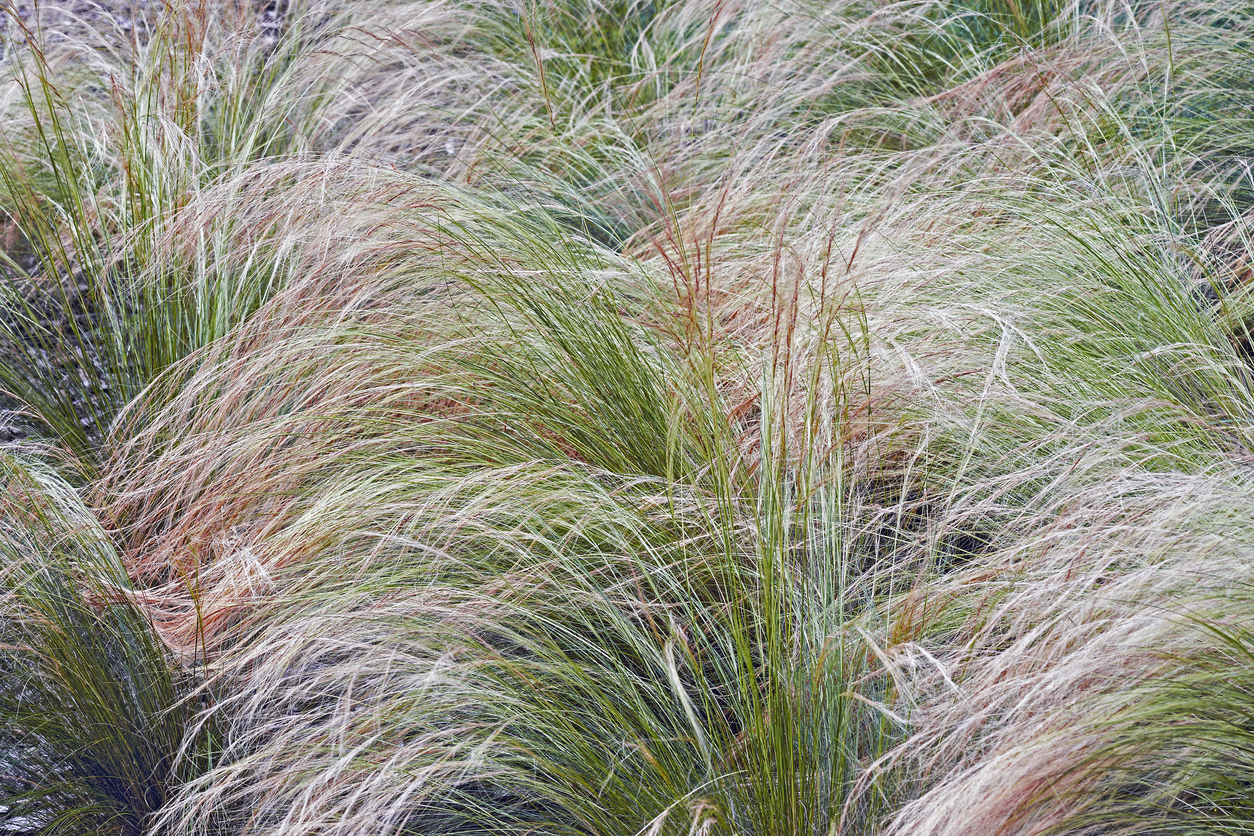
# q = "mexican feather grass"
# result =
<box><xmin>2</xmin><ymin>0</ymin><xmax>1254</xmax><ymax>834</ymax></box>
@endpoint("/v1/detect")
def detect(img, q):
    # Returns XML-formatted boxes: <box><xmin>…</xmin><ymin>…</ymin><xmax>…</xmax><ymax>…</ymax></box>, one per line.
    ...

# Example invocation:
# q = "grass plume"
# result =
<box><xmin>2</xmin><ymin>0</ymin><xmax>1254</xmax><ymax>834</ymax></box>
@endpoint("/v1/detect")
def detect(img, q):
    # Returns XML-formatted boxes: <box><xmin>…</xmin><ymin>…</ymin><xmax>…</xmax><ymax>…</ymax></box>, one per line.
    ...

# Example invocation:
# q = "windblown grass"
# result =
<box><xmin>2</xmin><ymin>0</ymin><xmax>1254</xmax><ymax>834</ymax></box>
<box><xmin>0</xmin><ymin>450</ymin><xmax>214</xmax><ymax>835</ymax></box>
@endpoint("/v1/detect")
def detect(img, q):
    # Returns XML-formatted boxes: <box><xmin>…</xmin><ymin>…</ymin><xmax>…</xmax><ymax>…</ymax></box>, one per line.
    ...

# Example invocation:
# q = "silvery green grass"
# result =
<box><xmin>0</xmin><ymin>0</ymin><xmax>1253</xmax><ymax>833</ymax></box>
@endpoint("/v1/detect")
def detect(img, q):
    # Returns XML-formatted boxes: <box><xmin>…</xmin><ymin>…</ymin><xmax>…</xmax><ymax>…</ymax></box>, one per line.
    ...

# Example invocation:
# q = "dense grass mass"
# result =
<box><xmin>2</xmin><ymin>0</ymin><xmax>1254</xmax><ymax>833</ymax></box>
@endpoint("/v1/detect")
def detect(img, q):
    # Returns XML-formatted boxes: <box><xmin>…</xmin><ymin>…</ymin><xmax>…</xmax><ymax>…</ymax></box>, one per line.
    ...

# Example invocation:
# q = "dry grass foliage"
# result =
<box><xmin>2</xmin><ymin>0</ymin><xmax>1254</xmax><ymax>834</ymax></box>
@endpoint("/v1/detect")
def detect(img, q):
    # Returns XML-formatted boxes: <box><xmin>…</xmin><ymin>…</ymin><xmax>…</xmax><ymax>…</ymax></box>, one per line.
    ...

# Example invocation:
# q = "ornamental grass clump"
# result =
<box><xmin>0</xmin><ymin>450</ymin><xmax>216</xmax><ymax>835</ymax></box>
<box><xmin>90</xmin><ymin>163</ymin><xmax>907</xmax><ymax>834</ymax></box>
<box><xmin>4</xmin><ymin>0</ymin><xmax>1254</xmax><ymax>834</ymax></box>
<box><xmin>0</xmin><ymin>0</ymin><xmax>375</xmax><ymax>467</ymax></box>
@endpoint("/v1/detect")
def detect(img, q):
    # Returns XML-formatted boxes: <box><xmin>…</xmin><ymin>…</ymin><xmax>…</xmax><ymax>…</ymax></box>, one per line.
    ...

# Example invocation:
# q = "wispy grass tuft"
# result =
<box><xmin>4</xmin><ymin>0</ymin><xmax>1254</xmax><ymax>834</ymax></box>
<box><xmin>0</xmin><ymin>450</ymin><xmax>214</xmax><ymax>835</ymax></box>
<box><xmin>0</xmin><ymin>0</ymin><xmax>365</xmax><ymax>467</ymax></box>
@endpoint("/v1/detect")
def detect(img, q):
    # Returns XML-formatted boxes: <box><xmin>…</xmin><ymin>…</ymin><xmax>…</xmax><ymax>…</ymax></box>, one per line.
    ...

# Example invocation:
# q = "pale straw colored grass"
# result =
<box><xmin>3</xmin><ymin>0</ymin><xmax>1254</xmax><ymax>834</ymax></box>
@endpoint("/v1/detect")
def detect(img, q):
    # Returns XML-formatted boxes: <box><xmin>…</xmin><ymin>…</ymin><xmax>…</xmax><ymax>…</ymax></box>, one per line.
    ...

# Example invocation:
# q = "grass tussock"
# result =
<box><xmin>2</xmin><ymin>0</ymin><xmax>1254</xmax><ymax>833</ymax></box>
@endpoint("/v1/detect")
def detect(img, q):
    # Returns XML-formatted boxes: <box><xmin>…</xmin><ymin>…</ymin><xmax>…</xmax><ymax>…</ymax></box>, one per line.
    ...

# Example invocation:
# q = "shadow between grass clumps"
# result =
<box><xmin>0</xmin><ymin>452</ymin><xmax>218</xmax><ymax>836</ymax></box>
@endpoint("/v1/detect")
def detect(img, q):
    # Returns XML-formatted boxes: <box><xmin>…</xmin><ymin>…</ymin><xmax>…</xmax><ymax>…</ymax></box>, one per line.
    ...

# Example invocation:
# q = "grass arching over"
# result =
<box><xmin>0</xmin><ymin>450</ymin><xmax>217</xmax><ymax>835</ymax></box>
<box><xmin>2</xmin><ymin>0</ymin><xmax>1254</xmax><ymax>834</ymax></box>
<box><xmin>0</xmin><ymin>0</ymin><xmax>387</xmax><ymax>470</ymax></box>
<box><xmin>86</xmin><ymin>168</ymin><xmax>906</xmax><ymax>833</ymax></box>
